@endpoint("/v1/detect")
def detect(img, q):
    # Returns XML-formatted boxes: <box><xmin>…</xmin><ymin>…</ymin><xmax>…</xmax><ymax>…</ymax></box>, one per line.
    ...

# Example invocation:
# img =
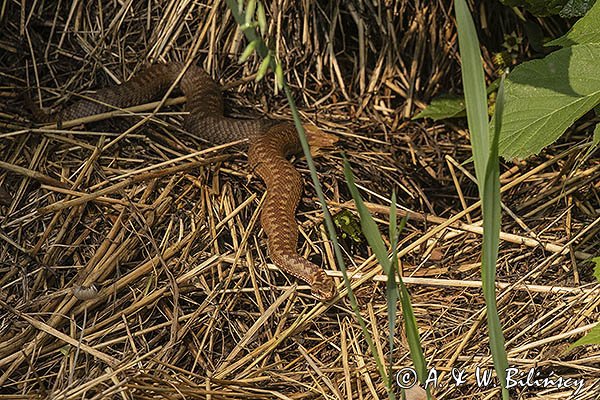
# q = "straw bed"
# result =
<box><xmin>0</xmin><ymin>0</ymin><xmax>598</xmax><ymax>398</ymax></box>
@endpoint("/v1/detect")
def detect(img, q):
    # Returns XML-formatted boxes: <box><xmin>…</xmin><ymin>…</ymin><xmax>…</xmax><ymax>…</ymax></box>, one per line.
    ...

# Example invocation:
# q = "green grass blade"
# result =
<box><xmin>454</xmin><ymin>0</ymin><xmax>489</xmax><ymax>186</ymax></box>
<box><xmin>399</xmin><ymin>280</ymin><xmax>427</xmax><ymax>384</ymax></box>
<box><xmin>344</xmin><ymin>158</ymin><xmax>391</xmax><ymax>275</ymax></box>
<box><xmin>392</xmin><ymin>212</ymin><xmax>429</xmax><ymax>397</ymax></box>
<box><xmin>388</xmin><ymin>196</ymin><xmax>428</xmax><ymax>392</ymax></box>
<box><xmin>482</xmin><ymin>74</ymin><xmax>509</xmax><ymax>397</ymax></box>
<box><xmin>455</xmin><ymin>1</ymin><xmax>509</xmax><ymax>398</ymax></box>
<box><xmin>345</xmin><ymin>160</ymin><xmax>427</xmax><ymax>395</ymax></box>
<box><xmin>387</xmin><ymin>192</ymin><xmax>399</xmax><ymax>380</ymax></box>
<box><xmin>343</xmin><ymin>158</ymin><xmax>393</xmax><ymax>395</ymax></box>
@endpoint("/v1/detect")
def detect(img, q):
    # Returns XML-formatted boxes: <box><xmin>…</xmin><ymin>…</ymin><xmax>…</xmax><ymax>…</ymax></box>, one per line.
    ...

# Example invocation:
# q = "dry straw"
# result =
<box><xmin>0</xmin><ymin>0</ymin><xmax>598</xmax><ymax>398</ymax></box>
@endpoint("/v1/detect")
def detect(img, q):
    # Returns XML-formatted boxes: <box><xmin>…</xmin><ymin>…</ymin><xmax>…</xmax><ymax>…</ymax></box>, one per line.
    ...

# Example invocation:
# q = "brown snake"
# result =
<box><xmin>36</xmin><ymin>62</ymin><xmax>338</xmax><ymax>300</ymax></box>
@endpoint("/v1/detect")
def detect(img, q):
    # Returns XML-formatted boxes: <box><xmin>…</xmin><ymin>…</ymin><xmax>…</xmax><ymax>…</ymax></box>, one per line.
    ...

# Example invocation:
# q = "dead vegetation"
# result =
<box><xmin>0</xmin><ymin>0</ymin><xmax>598</xmax><ymax>398</ymax></box>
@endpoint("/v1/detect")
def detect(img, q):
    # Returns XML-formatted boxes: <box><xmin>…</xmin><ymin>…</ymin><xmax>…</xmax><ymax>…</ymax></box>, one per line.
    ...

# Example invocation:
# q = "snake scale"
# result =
<box><xmin>38</xmin><ymin>62</ymin><xmax>338</xmax><ymax>300</ymax></box>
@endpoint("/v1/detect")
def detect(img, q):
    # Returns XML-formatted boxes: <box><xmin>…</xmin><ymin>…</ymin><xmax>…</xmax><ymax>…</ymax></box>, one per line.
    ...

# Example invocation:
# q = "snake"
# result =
<box><xmin>34</xmin><ymin>62</ymin><xmax>338</xmax><ymax>300</ymax></box>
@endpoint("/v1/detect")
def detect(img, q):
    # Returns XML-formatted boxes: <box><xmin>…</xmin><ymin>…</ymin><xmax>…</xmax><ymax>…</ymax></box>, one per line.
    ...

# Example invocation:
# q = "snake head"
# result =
<box><xmin>310</xmin><ymin>273</ymin><xmax>338</xmax><ymax>301</ymax></box>
<box><xmin>303</xmin><ymin>124</ymin><xmax>338</xmax><ymax>154</ymax></box>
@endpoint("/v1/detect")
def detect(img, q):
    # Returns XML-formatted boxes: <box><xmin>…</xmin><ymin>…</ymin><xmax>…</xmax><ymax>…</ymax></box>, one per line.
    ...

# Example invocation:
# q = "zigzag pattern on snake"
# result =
<box><xmin>37</xmin><ymin>62</ymin><xmax>338</xmax><ymax>300</ymax></box>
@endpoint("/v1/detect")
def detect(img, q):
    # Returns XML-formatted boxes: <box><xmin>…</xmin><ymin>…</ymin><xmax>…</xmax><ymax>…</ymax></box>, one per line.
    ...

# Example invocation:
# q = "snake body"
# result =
<box><xmin>41</xmin><ymin>63</ymin><xmax>337</xmax><ymax>300</ymax></box>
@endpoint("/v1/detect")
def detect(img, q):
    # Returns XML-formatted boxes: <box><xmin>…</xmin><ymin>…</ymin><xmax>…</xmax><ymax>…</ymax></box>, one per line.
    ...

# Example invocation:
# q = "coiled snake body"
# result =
<box><xmin>39</xmin><ymin>63</ymin><xmax>337</xmax><ymax>300</ymax></box>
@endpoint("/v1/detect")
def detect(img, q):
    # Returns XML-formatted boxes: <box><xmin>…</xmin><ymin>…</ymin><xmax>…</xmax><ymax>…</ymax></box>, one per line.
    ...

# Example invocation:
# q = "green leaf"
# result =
<box><xmin>387</xmin><ymin>192</ymin><xmax>399</xmax><ymax>381</ymax></box>
<box><xmin>343</xmin><ymin>158</ymin><xmax>395</xmax><ymax>392</ymax></box>
<box><xmin>343</xmin><ymin>159</ymin><xmax>390</xmax><ymax>275</ymax></box>
<box><xmin>399</xmin><ymin>280</ymin><xmax>427</xmax><ymax>382</ymax></box>
<box><xmin>482</xmin><ymin>74</ymin><xmax>509</xmax><ymax>398</ymax></box>
<box><xmin>559</xmin><ymin>0</ymin><xmax>597</xmax><ymax>18</ymax></box>
<box><xmin>239</xmin><ymin>39</ymin><xmax>258</xmax><ymax>64</ymax></box>
<box><xmin>257</xmin><ymin>2</ymin><xmax>267</xmax><ymax>36</ymax></box>
<box><xmin>548</xmin><ymin>1</ymin><xmax>600</xmax><ymax>46</ymax></box>
<box><xmin>413</xmin><ymin>79</ymin><xmax>500</xmax><ymax>122</ymax></box>
<box><xmin>255</xmin><ymin>53</ymin><xmax>271</xmax><ymax>82</ymax></box>
<box><xmin>456</xmin><ymin>1</ymin><xmax>509</xmax><ymax>398</ymax></box>
<box><xmin>387</xmin><ymin>213</ymin><xmax>425</xmax><ymax>388</ymax></box>
<box><xmin>497</xmin><ymin>43</ymin><xmax>600</xmax><ymax>159</ymax></box>
<box><xmin>413</xmin><ymin>96</ymin><xmax>466</xmax><ymax>120</ymax></box>
<box><xmin>523</xmin><ymin>21</ymin><xmax>546</xmax><ymax>53</ymax></box>
<box><xmin>455</xmin><ymin>0</ymin><xmax>490</xmax><ymax>186</ymax></box>
<box><xmin>245</xmin><ymin>0</ymin><xmax>256</xmax><ymax>26</ymax></box>
<box><xmin>592</xmin><ymin>256</ymin><xmax>600</xmax><ymax>282</ymax></box>
<box><xmin>572</xmin><ymin>323</ymin><xmax>600</xmax><ymax>346</ymax></box>
<box><xmin>344</xmin><ymin>159</ymin><xmax>428</xmax><ymax>397</ymax></box>
<box><xmin>275</xmin><ymin>61</ymin><xmax>284</xmax><ymax>90</ymax></box>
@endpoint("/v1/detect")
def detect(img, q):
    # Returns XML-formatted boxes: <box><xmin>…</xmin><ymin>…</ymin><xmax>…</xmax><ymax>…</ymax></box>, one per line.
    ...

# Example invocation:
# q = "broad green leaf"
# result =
<box><xmin>497</xmin><ymin>43</ymin><xmax>600</xmax><ymax>159</ymax></box>
<box><xmin>548</xmin><ymin>1</ymin><xmax>600</xmax><ymax>46</ymax></box>
<box><xmin>413</xmin><ymin>96</ymin><xmax>466</xmax><ymax>120</ymax></box>
<box><xmin>412</xmin><ymin>79</ymin><xmax>500</xmax><ymax>121</ymax></box>
<box><xmin>559</xmin><ymin>0</ymin><xmax>597</xmax><ymax>18</ymax></box>
<box><xmin>572</xmin><ymin>323</ymin><xmax>600</xmax><ymax>346</ymax></box>
<box><xmin>413</xmin><ymin>79</ymin><xmax>501</xmax><ymax>122</ymax></box>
